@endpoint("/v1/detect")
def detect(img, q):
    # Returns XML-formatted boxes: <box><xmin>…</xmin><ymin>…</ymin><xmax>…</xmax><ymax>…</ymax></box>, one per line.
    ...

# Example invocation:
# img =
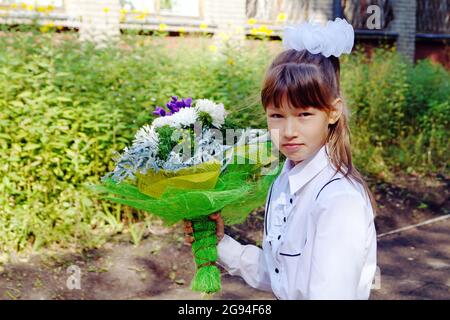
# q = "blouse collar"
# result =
<box><xmin>280</xmin><ymin>144</ymin><xmax>331</xmax><ymax>196</ymax></box>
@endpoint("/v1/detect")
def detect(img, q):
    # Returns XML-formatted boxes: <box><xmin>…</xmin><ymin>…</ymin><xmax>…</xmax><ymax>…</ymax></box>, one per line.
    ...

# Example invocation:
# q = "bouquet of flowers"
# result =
<box><xmin>93</xmin><ymin>96</ymin><xmax>279</xmax><ymax>296</ymax></box>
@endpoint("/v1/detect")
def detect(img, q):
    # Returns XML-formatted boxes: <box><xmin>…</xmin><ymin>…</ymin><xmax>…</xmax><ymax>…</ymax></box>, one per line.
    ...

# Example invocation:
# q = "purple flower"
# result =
<box><xmin>183</xmin><ymin>97</ymin><xmax>193</xmax><ymax>107</ymax></box>
<box><xmin>153</xmin><ymin>106</ymin><xmax>166</xmax><ymax>117</ymax></box>
<box><xmin>176</xmin><ymin>101</ymin><xmax>185</xmax><ymax>108</ymax></box>
<box><xmin>153</xmin><ymin>96</ymin><xmax>193</xmax><ymax>117</ymax></box>
<box><xmin>166</xmin><ymin>102</ymin><xmax>180</xmax><ymax>114</ymax></box>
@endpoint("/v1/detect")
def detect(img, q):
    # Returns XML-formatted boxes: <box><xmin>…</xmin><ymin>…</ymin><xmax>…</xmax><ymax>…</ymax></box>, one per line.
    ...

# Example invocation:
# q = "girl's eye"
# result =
<box><xmin>299</xmin><ymin>112</ymin><xmax>312</xmax><ymax>117</ymax></box>
<box><xmin>270</xmin><ymin>114</ymin><xmax>283</xmax><ymax>118</ymax></box>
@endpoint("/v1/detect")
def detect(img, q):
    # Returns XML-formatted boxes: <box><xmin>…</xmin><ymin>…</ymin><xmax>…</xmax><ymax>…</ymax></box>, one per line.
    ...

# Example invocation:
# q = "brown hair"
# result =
<box><xmin>261</xmin><ymin>49</ymin><xmax>377</xmax><ymax>213</ymax></box>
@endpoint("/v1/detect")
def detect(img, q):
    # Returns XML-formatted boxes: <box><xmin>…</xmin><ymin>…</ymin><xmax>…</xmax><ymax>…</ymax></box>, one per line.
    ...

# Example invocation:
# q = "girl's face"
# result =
<box><xmin>266</xmin><ymin>102</ymin><xmax>340</xmax><ymax>164</ymax></box>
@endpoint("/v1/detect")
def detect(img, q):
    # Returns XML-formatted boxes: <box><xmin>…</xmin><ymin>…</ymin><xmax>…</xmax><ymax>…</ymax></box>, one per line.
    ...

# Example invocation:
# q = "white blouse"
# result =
<box><xmin>217</xmin><ymin>144</ymin><xmax>377</xmax><ymax>300</ymax></box>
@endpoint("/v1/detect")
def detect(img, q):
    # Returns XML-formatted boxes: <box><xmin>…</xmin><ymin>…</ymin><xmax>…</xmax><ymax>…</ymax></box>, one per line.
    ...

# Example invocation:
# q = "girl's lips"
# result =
<box><xmin>282</xmin><ymin>143</ymin><xmax>304</xmax><ymax>151</ymax></box>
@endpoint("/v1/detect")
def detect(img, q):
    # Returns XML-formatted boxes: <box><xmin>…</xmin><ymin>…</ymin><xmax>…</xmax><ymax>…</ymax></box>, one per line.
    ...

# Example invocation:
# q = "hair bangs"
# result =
<box><xmin>262</xmin><ymin>62</ymin><xmax>334</xmax><ymax>112</ymax></box>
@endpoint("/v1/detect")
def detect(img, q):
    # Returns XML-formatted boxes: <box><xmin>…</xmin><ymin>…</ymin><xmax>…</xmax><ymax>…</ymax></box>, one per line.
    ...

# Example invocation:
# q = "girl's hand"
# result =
<box><xmin>209</xmin><ymin>212</ymin><xmax>225</xmax><ymax>242</ymax></box>
<box><xmin>183</xmin><ymin>212</ymin><xmax>224</xmax><ymax>246</ymax></box>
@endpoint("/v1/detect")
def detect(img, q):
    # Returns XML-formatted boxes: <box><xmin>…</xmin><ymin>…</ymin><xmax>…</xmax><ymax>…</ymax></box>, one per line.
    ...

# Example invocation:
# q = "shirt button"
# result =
<box><xmin>283</xmin><ymin>217</ymin><xmax>286</xmax><ymax>222</ymax></box>
<box><xmin>277</xmin><ymin>235</ymin><xmax>281</xmax><ymax>240</ymax></box>
<box><xmin>289</xmin><ymin>198</ymin><xmax>293</xmax><ymax>204</ymax></box>
<box><xmin>275</xmin><ymin>268</ymin><xmax>279</xmax><ymax>273</ymax></box>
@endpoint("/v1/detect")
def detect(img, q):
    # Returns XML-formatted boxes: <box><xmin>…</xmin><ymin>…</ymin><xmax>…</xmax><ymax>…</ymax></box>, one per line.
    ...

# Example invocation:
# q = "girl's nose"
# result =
<box><xmin>284</xmin><ymin>118</ymin><xmax>299</xmax><ymax>139</ymax></box>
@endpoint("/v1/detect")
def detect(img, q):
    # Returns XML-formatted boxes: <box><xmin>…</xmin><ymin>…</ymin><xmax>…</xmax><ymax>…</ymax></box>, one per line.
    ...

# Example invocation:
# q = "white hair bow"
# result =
<box><xmin>282</xmin><ymin>18</ymin><xmax>355</xmax><ymax>58</ymax></box>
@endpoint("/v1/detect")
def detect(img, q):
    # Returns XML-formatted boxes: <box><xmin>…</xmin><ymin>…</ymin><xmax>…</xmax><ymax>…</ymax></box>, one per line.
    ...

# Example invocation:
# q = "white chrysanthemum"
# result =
<box><xmin>152</xmin><ymin>115</ymin><xmax>175</xmax><ymax>129</ymax></box>
<box><xmin>194</xmin><ymin>99</ymin><xmax>227</xmax><ymax>128</ymax></box>
<box><xmin>134</xmin><ymin>124</ymin><xmax>159</xmax><ymax>147</ymax></box>
<box><xmin>171</xmin><ymin>107</ymin><xmax>198</xmax><ymax>128</ymax></box>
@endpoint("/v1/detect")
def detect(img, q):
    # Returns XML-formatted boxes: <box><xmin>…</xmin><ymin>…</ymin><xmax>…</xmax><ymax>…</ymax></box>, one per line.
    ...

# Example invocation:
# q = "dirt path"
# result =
<box><xmin>1</xmin><ymin>215</ymin><xmax>449</xmax><ymax>300</ymax></box>
<box><xmin>370</xmin><ymin>216</ymin><xmax>450</xmax><ymax>300</ymax></box>
<box><xmin>0</xmin><ymin>225</ymin><xmax>275</xmax><ymax>300</ymax></box>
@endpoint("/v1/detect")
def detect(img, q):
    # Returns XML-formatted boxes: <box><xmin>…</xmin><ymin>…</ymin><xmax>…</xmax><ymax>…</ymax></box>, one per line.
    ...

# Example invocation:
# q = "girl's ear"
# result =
<box><xmin>328</xmin><ymin>98</ymin><xmax>343</xmax><ymax>125</ymax></box>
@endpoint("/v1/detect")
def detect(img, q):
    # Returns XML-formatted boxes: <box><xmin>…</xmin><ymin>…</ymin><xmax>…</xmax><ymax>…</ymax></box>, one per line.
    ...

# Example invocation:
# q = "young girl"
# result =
<box><xmin>185</xmin><ymin>18</ymin><xmax>377</xmax><ymax>300</ymax></box>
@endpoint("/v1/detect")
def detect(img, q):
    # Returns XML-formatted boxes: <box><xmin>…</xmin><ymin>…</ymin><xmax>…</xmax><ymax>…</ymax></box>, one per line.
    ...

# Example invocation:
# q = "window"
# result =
<box><xmin>159</xmin><ymin>0</ymin><xmax>200</xmax><ymax>17</ymax></box>
<box><xmin>121</xmin><ymin>0</ymin><xmax>156</xmax><ymax>14</ymax></box>
<box><xmin>0</xmin><ymin>0</ymin><xmax>63</xmax><ymax>7</ymax></box>
<box><xmin>246</xmin><ymin>0</ymin><xmax>309</xmax><ymax>22</ymax></box>
<box><xmin>120</xmin><ymin>0</ymin><xmax>201</xmax><ymax>17</ymax></box>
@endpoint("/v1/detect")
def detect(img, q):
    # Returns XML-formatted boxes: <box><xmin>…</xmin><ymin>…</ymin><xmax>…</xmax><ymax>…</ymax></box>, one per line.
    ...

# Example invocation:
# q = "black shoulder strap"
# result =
<box><xmin>264</xmin><ymin>181</ymin><xmax>275</xmax><ymax>236</ymax></box>
<box><xmin>315</xmin><ymin>178</ymin><xmax>342</xmax><ymax>201</ymax></box>
<box><xmin>265</xmin><ymin>177</ymin><xmax>342</xmax><ymax>235</ymax></box>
